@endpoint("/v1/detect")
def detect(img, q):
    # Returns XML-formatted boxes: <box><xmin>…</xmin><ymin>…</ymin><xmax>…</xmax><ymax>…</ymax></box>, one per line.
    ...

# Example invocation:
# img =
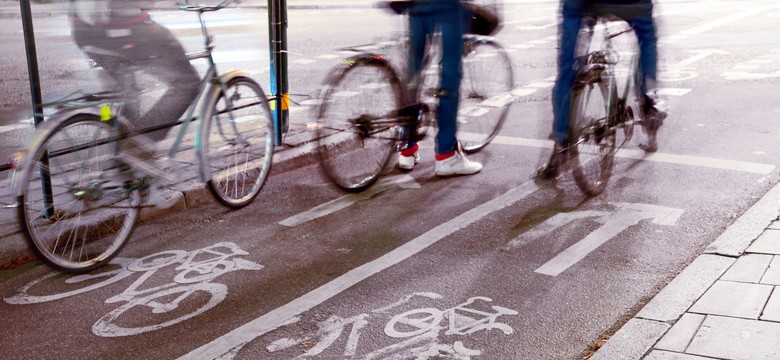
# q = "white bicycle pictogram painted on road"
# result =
<box><xmin>4</xmin><ymin>242</ymin><xmax>263</xmax><ymax>337</ymax></box>
<box><xmin>266</xmin><ymin>293</ymin><xmax>518</xmax><ymax>359</ymax></box>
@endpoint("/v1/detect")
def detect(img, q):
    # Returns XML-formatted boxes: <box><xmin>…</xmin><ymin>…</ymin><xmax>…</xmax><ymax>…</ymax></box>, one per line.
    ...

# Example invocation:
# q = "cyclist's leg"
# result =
<box><xmin>540</xmin><ymin>0</ymin><xmax>583</xmax><ymax>179</ymax></box>
<box><xmin>399</xmin><ymin>12</ymin><xmax>435</xmax><ymax>169</ymax></box>
<box><xmin>435</xmin><ymin>7</ymin><xmax>463</xmax><ymax>157</ymax></box>
<box><xmin>552</xmin><ymin>0</ymin><xmax>583</xmax><ymax>145</ymax></box>
<box><xmin>129</xmin><ymin>21</ymin><xmax>200</xmax><ymax>142</ymax></box>
<box><xmin>433</xmin><ymin>4</ymin><xmax>483</xmax><ymax>176</ymax></box>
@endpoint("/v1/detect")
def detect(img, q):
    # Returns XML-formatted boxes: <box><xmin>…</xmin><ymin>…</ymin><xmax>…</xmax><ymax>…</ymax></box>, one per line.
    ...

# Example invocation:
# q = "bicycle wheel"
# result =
<box><xmin>315</xmin><ymin>55</ymin><xmax>403</xmax><ymax>192</ymax></box>
<box><xmin>92</xmin><ymin>282</ymin><xmax>227</xmax><ymax>337</ymax></box>
<box><xmin>569</xmin><ymin>79</ymin><xmax>616</xmax><ymax>197</ymax></box>
<box><xmin>3</xmin><ymin>258</ymin><xmax>134</xmax><ymax>304</ymax></box>
<box><xmin>16</xmin><ymin>114</ymin><xmax>140</xmax><ymax>273</ymax></box>
<box><xmin>200</xmin><ymin>75</ymin><xmax>274</xmax><ymax>208</ymax></box>
<box><xmin>458</xmin><ymin>37</ymin><xmax>513</xmax><ymax>153</ymax></box>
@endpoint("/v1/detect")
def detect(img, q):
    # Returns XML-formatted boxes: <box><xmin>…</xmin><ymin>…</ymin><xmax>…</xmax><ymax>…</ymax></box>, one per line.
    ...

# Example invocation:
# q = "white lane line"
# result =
<box><xmin>655</xmin><ymin>88</ymin><xmax>691</xmax><ymax>96</ymax></box>
<box><xmin>0</xmin><ymin>123</ymin><xmax>30</xmax><ymax>134</ymax></box>
<box><xmin>535</xmin><ymin>203</ymin><xmax>683</xmax><ymax>276</ymax></box>
<box><xmin>482</xmin><ymin>134</ymin><xmax>775</xmax><ymax>175</ymax></box>
<box><xmin>278</xmin><ymin>174</ymin><xmax>420</xmax><ymax>227</ymax></box>
<box><xmin>661</xmin><ymin>4</ymin><xmax>780</xmax><ymax>44</ymax></box>
<box><xmin>178</xmin><ymin>180</ymin><xmax>541</xmax><ymax>360</ymax></box>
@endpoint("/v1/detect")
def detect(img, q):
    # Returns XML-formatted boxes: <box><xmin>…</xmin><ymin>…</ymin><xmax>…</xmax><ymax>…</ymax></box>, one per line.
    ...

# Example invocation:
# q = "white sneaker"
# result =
<box><xmin>398</xmin><ymin>152</ymin><xmax>421</xmax><ymax>170</ymax></box>
<box><xmin>434</xmin><ymin>149</ymin><xmax>482</xmax><ymax>177</ymax></box>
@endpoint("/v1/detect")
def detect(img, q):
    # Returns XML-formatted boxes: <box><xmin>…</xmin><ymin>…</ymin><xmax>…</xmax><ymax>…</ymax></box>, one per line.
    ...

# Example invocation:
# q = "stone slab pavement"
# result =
<box><xmin>590</xmin><ymin>180</ymin><xmax>780</xmax><ymax>360</ymax></box>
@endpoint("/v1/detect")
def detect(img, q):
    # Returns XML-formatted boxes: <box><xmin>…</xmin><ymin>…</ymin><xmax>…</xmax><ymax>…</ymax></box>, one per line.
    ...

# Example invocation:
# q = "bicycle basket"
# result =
<box><xmin>463</xmin><ymin>2</ymin><xmax>502</xmax><ymax>36</ymax></box>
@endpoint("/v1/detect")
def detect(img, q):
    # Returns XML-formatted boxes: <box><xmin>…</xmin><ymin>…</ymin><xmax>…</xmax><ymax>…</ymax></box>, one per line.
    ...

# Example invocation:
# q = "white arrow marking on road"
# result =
<box><xmin>179</xmin><ymin>180</ymin><xmax>541</xmax><ymax>360</ymax></box>
<box><xmin>504</xmin><ymin>211</ymin><xmax>610</xmax><ymax>251</ymax></box>
<box><xmin>279</xmin><ymin>174</ymin><xmax>421</xmax><ymax>227</ymax></box>
<box><xmin>534</xmin><ymin>203</ymin><xmax>683</xmax><ymax>276</ymax></box>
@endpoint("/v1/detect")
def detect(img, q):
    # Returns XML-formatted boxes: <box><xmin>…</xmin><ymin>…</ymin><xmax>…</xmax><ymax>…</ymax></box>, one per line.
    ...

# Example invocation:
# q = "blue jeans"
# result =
<box><xmin>406</xmin><ymin>0</ymin><xmax>464</xmax><ymax>155</ymax></box>
<box><xmin>551</xmin><ymin>0</ymin><xmax>657</xmax><ymax>143</ymax></box>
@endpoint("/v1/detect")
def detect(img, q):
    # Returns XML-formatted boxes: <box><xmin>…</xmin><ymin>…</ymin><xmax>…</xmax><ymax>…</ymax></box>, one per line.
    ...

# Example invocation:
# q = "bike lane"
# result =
<box><xmin>1</xmin><ymin>1</ymin><xmax>779</xmax><ymax>359</ymax></box>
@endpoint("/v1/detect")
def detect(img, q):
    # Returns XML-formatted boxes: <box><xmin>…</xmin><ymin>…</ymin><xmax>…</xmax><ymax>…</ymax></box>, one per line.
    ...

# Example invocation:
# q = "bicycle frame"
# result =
<box><xmin>581</xmin><ymin>18</ymin><xmax>643</xmax><ymax>148</ymax></box>
<box><xmin>13</xmin><ymin>2</ymin><xmax>261</xmax><ymax>204</ymax></box>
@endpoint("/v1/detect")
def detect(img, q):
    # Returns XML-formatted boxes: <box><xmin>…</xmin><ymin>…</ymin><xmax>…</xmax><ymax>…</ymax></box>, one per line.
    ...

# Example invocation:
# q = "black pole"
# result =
<box><xmin>20</xmin><ymin>0</ymin><xmax>44</xmax><ymax>127</ymax></box>
<box><xmin>20</xmin><ymin>0</ymin><xmax>53</xmax><ymax>217</ymax></box>
<box><xmin>267</xmin><ymin>0</ymin><xmax>288</xmax><ymax>145</ymax></box>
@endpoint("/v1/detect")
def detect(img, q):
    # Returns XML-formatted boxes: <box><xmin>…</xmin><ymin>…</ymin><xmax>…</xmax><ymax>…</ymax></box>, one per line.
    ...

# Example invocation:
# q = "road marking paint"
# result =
<box><xmin>292</xmin><ymin>59</ymin><xmax>317</xmax><ymax>65</ymax></box>
<box><xmin>510</xmin><ymin>88</ymin><xmax>537</xmax><ymax>97</ymax></box>
<box><xmin>178</xmin><ymin>180</ymin><xmax>541</xmax><ymax>360</ymax></box>
<box><xmin>661</xmin><ymin>4</ymin><xmax>780</xmax><ymax>44</ymax></box>
<box><xmin>504</xmin><ymin>210</ymin><xmax>610</xmax><ymax>251</ymax></box>
<box><xmin>517</xmin><ymin>23</ymin><xmax>557</xmax><ymax>31</ymax></box>
<box><xmin>0</xmin><ymin>123</ymin><xmax>30</xmax><ymax>134</ymax></box>
<box><xmin>659</xmin><ymin>49</ymin><xmax>729</xmax><ymax>82</ymax></box>
<box><xmin>534</xmin><ymin>203</ymin><xmax>683</xmax><ymax>276</ymax></box>
<box><xmin>526</xmin><ymin>81</ymin><xmax>555</xmax><ymax>88</ymax></box>
<box><xmin>278</xmin><ymin>174</ymin><xmax>420</xmax><ymax>227</ymax></box>
<box><xmin>655</xmin><ymin>88</ymin><xmax>691</xmax><ymax>96</ymax></box>
<box><xmin>721</xmin><ymin>49</ymin><xmax>780</xmax><ymax>80</ymax></box>
<box><xmin>485</xmin><ymin>134</ymin><xmax>775</xmax><ymax>175</ymax></box>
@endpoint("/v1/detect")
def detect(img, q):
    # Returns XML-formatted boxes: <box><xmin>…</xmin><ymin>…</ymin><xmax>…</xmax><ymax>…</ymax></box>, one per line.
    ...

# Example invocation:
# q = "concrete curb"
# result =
<box><xmin>589</xmin><ymin>180</ymin><xmax>780</xmax><ymax>359</ymax></box>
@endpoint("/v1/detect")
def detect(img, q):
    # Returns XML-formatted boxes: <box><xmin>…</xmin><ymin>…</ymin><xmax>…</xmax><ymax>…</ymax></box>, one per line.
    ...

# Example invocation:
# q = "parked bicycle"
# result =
<box><xmin>312</xmin><ymin>0</ymin><xmax>513</xmax><ymax>192</ymax></box>
<box><xmin>10</xmin><ymin>0</ymin><xmax>274</xmax><ymax>273</ymax></box>
<box><xmin>559</xmin><ymin>17</ymin><xmax>662</xmax><ymax>196</ymax></box>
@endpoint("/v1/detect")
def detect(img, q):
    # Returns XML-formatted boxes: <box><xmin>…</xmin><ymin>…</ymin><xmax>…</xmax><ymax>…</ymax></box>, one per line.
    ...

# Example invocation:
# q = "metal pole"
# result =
<box><xmin>20</xmin><ymin>0</ymin><xmax>43</xmax><ymax>127</ymax></box>
<box><xmin>20</xmin><ymin>0</ymin><xmax>53</xmax><ymax>217</ymax></box>
<box><xmin>267</xmin><ymin>0</ymin><xmax>289</xmax><ymax>146</ymax></box>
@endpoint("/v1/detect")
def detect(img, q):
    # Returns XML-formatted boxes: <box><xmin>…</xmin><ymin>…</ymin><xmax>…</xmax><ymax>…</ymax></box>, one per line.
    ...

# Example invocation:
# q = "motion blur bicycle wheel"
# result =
<box><xmin>200</xmin><ymin>75</ymin><xmax>274</xmax><ymax>208</ymax></box>
<box><xmin>569</xmin><ymin>79</ymin><xmax>616</xmax><ymax>196</ymax></box>
<box><xmin>315</xmin><ymin>54</ymin><xmax>403</xmax><ymax>192</ymax></box>
<box><xmin>458</xmin><ymin>37</ymin><xmax>513</xmax><ymax>153</ymax></box>
<box><xmin>17</xmin><ymin>114</ymin><xmax>140</xmax><ymax>273</ymax></box>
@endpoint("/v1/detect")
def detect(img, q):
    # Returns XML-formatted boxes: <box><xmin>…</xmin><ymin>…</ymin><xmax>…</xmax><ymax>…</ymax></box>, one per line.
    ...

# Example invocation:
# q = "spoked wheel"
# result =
<box><xmin>315</xmin><ymin>55</ymin><xmax>403</xmax><ymax>192</ymax></box>
<box><xmin>458</xmin><ymin>37</ymin><xmax>513</xmax><ymax>153</ymax></box>
<box><xmin>17</xmin><ymin>114</ymin><xmax>140</xmax><ymax>273</ymax></box>
<box><xmin>569</xmin><ymin>80</ymin><xmax>616</xmax><ymax>197</ymax></box>
<box><xmin>200</xmin><ymin>75</ymin><xmax>274</xmax><ymax>208</ymax></box>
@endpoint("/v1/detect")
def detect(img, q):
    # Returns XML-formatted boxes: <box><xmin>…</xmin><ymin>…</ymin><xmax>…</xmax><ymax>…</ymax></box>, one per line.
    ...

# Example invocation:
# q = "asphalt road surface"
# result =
<box><xmin>2</xmin><ymin>1</ymin><xmax>780</xmax><ymax>359</ymax></box>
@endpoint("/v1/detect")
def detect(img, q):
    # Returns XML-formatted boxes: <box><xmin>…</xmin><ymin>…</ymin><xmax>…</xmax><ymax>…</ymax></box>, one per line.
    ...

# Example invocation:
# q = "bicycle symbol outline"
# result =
<box><xmin>4</xmin><ymin>242</ymin><xmax>263</xmax><ymax>337</ymax></box>
<box><xmin>267</xmin><ymin>293</ymin><xmax>518</xmax><ymax>359</ymax></box>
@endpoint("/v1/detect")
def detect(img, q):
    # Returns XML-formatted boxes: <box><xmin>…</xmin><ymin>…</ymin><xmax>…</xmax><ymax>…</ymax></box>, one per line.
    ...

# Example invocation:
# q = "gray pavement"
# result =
<box><xmin>591</xmin><ymin>182</ymin><xmax>780</xmax><ymax>359</ymax></box>
<box><xmin>3</xmin><ymin>1</ymin><xmax>780</xmax><ymax>359</ymax></box>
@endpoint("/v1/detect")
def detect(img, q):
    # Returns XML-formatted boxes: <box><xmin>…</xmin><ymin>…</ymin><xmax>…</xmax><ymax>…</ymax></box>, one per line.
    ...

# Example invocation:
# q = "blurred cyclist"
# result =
<box><xmin>395</xmin><ymin>0</ymin><xmax>483</xmax><ymax>177</ymax></box>
<box><xmin>69</xmin><ymin>0</ymin><xmax>199</xmax><ymax>175</ymax></box>
<box><xmin>539</xmin><ymin>0</ymin><xmax>667</xmax><ymax>179</ymax></box>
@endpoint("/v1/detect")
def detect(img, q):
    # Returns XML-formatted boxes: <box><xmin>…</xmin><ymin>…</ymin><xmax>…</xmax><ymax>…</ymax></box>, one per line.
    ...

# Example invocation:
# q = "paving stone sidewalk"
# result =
<box><xmin>592</xmin><ymin>181</ymin><xmax>780</xmax><ymax>360</ymax></box>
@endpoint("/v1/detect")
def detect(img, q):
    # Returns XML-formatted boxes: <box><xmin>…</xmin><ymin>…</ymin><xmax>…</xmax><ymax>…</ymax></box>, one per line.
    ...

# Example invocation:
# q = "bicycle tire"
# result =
<box><xmin>200</xmin><ymin>75</ymin><xmax>274</xmax><ymax>208</ymax></box>
<box><xmin>569</xmin><ymin>79</ymin><xmax>616</xmax><ymax>197</ymax></box>
<box><xmin>16</xmin><ymin>114</ymin><xmax>140</xmax><ymax>273</ymax></box>
<box><xmin>315</xmin><ymin>54</ymin><xmax>403</xmax><ymax>192</ymax></box>
<box><xmin>458</xmin><ymin>37</ymin><xmax>513</xmax><ymax>154</ymax></box>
